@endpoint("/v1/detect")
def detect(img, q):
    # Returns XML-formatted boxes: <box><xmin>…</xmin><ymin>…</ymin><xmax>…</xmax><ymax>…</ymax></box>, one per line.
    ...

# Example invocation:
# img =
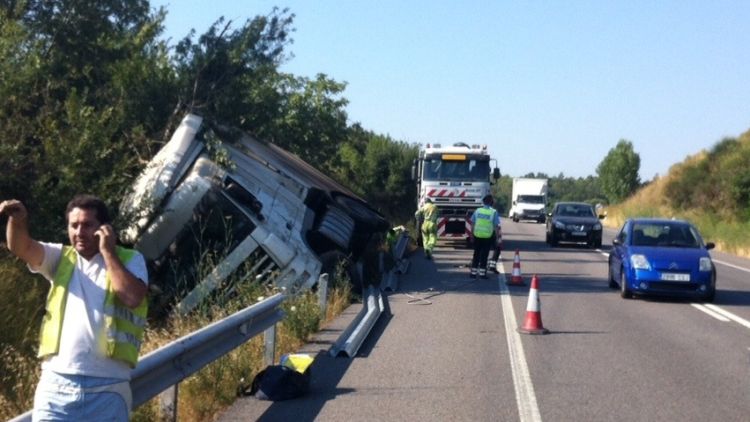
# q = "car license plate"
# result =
<box><xmin>660</xmin><ymin>272</ymin><xmax>690</xmax><ymax>282</ymax></box>
<box><xmin>572</xmin><ymin>231</ymin><xmax>587</xmax><ymax>236</ymax></box>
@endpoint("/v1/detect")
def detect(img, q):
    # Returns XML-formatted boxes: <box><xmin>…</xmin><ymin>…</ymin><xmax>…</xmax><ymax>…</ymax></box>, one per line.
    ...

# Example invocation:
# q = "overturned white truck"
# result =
<box><xmin>120</xmin><ymin>114</ymin><xmax>388</xmax><ymax>316</ymax></box>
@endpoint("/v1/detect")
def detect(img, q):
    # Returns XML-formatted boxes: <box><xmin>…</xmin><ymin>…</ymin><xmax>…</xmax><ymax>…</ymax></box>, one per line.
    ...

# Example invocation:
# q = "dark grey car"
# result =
<box><xmin>545</xmin><ymin>202</ymin><xmax>604</xmax><ymax>248</ymax></box>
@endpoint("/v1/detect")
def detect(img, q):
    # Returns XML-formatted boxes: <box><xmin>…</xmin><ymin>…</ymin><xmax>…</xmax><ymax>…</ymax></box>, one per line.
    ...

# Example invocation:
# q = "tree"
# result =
<box><xmin>335</xmin><ymin>125</ymin><xmax>419</xmax><ymax>223</ymax></box>
<box><xmin>0</xmin><ymin>0</ymin><xmax>172</xmax><ymax>240</ymax></box>
<box><xmin>596</xmin><ymin>140</ymin><xmax>641</xmax><ymax>203</ymax></box>
<box><xmin>170</xmin><ymin>10</ymin><xmax>293</xmax><ymax>134</ymax></box>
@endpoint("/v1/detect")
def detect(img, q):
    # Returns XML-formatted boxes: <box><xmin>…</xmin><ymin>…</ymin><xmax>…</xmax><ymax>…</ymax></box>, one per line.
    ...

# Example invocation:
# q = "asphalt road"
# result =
<box><xmin>219</xmin><ymin>219</ymin><xmax>750</xmax><ymax>421</ymax></box>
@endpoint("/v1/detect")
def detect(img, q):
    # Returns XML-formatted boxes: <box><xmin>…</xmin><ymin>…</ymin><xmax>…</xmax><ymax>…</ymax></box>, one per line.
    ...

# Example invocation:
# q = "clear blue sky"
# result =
<box><xmin>153</xmin><ymin>1</ymin><xmax>750</xmax><ymax>180</ymax></box>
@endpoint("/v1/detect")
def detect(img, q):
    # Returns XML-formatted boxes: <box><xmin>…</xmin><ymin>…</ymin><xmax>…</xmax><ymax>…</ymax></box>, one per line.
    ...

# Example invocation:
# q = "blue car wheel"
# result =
<box><xmin>608</xmin><ymin>258</ymin><xmax>618</xmax><ymax>289</ymax></box>
<box><xmin>620</xmin><ymin>268</ymin><xmax>632</xmax><ymax>299</ymax></box>
<box><xmin>702</xmin><ymin>272</ymin><xmax>716</xmax><ymax>303</ymax></box>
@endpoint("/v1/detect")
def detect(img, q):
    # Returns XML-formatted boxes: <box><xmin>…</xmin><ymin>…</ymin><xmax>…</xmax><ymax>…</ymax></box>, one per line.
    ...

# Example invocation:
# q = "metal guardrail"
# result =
<box><xmin>329</xmin><ymin>285</ymin><xmax>385</xmax><ymax>358</ymax></box>
<box><xmin>382</xmin><ymin>231</ymin><xmax>410</xmax><ymax>292</ymax></box>
<box><xmin>331</xmin><ymin>231</ymin><xmax>410</xmax><ymax>358</ymax></box>
<box><xmin>10</xmin><ymin>294</ymin><xmax>286</xmax><ymax>422</ymax></box>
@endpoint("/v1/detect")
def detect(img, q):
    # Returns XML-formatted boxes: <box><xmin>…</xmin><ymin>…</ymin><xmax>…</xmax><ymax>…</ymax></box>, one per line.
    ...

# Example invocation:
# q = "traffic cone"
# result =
<box><xmin>518</xmin><ymin>274</ymin><xmax>549</xmax><ymax>335</ymax></box>
<box><xmin>507</xmin><ymin>249</ymin><xmax>525</xmax><ymax>285</ymax></box>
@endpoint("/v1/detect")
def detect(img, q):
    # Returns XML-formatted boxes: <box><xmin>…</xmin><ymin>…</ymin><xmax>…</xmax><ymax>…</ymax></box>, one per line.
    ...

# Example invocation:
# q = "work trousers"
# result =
<box><xmin>421</xmin><ymin>221</ymin><xmax>437</xmax><ymax>254</ymax></box>
<box><xmin>471</xmin><ymin>236</ymin><xmax>493</xmax><ymax>271</ymax></box>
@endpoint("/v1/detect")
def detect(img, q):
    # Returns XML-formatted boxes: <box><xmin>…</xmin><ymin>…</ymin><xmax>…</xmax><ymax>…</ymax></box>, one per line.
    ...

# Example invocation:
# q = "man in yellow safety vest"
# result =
<box><xmin>414</xmin><ymin>198</ymin><xmax>439</xmax><ymax>259</ymax></box>
<box><xmin>470</xmin><ymin>194</ymin><xmax>501</xmax><ymax>279</ymax></box>
<box><xmin>1</xmin><ymin>195</ymin><xmax>148</xmax><ymax>421</ymax></box>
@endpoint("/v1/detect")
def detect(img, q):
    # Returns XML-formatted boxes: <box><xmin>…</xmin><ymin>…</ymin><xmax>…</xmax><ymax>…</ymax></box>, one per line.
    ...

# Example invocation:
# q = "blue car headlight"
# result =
<box><xmin>554</xmin><ymin>221</ymin><xmax>566</xmax><ymax>229</ymax></box>
<box><xmin>630</xmin><ymin>254</ymin><xmax>651</xmax><ymax>270</ymax></box>
<box><xmin>699</xmin><ymin>257</ymin><xmax>713</xmax><ymax>272</ymax></box>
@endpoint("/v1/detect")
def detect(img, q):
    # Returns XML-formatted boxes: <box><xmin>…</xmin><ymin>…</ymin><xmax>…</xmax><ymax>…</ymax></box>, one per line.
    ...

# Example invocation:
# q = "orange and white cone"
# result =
<box><xmin>507</xmin><ymin>249</ymin><xmax>525</xmax><ymax>286</ymax></box>
<box><xmin>518</xmin><ymin>274</ymin><xmax>549</xmax><ymax>335</ymax></box>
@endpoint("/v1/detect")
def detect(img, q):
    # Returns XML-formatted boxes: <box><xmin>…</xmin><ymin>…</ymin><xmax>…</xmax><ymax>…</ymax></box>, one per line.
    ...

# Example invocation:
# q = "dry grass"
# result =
<box><xmin>1</xmin><ymin>274</ymin><xmax>354</xmax><ymax>422</ymax></box>
<box><xmin>605</xmin><ymin>155</ymin><xmax>750</xmax><ymax>258</ymax></box>
<box><xmin>130</xmin><ymin>283</ymin><xmax>353</xmax><ymax>422</ymax></box>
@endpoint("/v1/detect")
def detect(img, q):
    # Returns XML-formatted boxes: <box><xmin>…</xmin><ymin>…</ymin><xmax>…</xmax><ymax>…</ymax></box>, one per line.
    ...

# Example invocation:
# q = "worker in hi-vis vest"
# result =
<box><xmin>414</xmin><ymin>198</ymin><xmax>439</xmax><ymax>259</ymax></box>
<box><xmin>470</xmin><ymin>194</ymin><xmax>501</xmax><ymax>278</ymax></box>
<box><xmin>1</xmin><ymin>195</ymin><xmax>148</xmax><ymax>421</ymax></box>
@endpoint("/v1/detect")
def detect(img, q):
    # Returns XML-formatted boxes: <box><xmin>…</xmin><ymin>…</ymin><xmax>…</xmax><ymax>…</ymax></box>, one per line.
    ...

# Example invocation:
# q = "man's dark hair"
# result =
<box><xmin>66</xmin><ymin>194</ymin><xmax>111</xmax><ymax>224</ymax></box>
<box><xmin>483</xmin><ymin>194</ymin><xmax>494</xmax><ymax>206</ymax></box>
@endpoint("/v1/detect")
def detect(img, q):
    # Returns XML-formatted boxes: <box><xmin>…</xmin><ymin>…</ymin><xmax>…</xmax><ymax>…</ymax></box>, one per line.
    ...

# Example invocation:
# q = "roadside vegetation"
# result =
<box><xmin>0</xmin><ymin>1</ymin><xmax>413</xmax><ymax>419</ymax></box>
<box><xmin>605</xmin><ymin>130</ymin><xmax>750</xmax><ymax>257</ymax></box>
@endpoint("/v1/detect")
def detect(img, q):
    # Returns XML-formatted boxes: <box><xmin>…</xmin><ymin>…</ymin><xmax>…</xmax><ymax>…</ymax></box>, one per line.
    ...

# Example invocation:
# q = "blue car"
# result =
<box><xmin>608</xmin><ymin>218</ymin><xmax>716</xmax><ymax>302</ymax></box>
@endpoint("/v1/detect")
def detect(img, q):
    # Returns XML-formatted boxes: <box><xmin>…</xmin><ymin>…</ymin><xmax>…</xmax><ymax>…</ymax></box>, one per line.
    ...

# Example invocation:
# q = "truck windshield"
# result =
<box><xmin>517</xmin><ymin>195</ymin><xmax>545</xmax><ymax>204</ymax></box>
<box><xmin>422</xmin><ymin>158</ymin><xmax>490</xmax><ymax>182</ymax></box>
<box><xmin>147</xmin><ymin>192</ymin><xmax>256</xmax><ymax>316</ymax></box>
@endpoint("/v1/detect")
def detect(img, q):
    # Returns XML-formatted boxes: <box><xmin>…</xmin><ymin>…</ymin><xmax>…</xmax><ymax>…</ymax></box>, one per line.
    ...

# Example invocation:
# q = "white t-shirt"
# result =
<box><xmin>30</xmin><ymin>242</ymin><xmax>148</xmax><ymax>380</ymax></box>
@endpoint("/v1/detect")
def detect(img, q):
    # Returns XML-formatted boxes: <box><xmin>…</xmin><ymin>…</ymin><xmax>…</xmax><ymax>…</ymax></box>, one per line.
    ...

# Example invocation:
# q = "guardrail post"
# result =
<box><xmin>264</xmin><ymin>324</ymin><xmax>276</xmax><ymax>366</ymax></box>
<box><xmin>318</xmin><ymin>272</ymin><xmax>329</xmax><ymax>319</ymax></box>
<box><xmin>158</xmin><ymin>383</ymin><xmax>179</xmax><ymax>422</ymax></box>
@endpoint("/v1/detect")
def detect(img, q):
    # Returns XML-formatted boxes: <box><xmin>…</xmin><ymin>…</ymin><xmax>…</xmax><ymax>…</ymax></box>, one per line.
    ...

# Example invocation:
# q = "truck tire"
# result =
<box><xmin>320</xmin><ymin>250</ymin><xmax>362</xmax><ymax>294</ymax></box>
<box><xmin>316</xmin><ymin>206</ymin><xmax>355</xmax><ymax>250</ymax></box>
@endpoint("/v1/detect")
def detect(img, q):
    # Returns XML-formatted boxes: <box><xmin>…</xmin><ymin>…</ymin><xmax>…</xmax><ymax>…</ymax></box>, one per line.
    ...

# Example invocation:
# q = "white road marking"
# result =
<box><xmin>713</xmin><ymin>259</ymin><xmax>750</xmax><ymax>274</ymax></box>
<box><xmin>497</xmin><ymin>261</ymin><xmax>543</xmax><ymax>422</ymax></box>
<box><xmin>691</xmin><ymin>304</ymin><xmax>731</xmax><ymax>322</ymax></box>
<box><xmin>703</xmin><ymin>304</ymin><xmax>750</xmax><ymax>330</ymax></box>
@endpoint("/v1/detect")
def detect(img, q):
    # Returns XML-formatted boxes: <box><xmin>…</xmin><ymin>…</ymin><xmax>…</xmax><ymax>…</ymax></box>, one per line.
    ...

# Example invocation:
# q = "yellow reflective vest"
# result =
<box><xmin>38</xmin><ymin>246</ymin><xmax>148</xmax><ymax>368</ymax></box>
<box><xmin>473</xmin><ymin>207</ymin><xmax>497</xmax><ymax>239</ymax></box>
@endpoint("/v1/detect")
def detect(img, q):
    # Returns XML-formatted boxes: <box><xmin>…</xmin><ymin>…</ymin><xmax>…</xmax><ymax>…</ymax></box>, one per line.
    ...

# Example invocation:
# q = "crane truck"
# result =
<box><xmin>412</xmin><ymin>142</ymin><xmax>500</xmax><ymax>245</ymax></box>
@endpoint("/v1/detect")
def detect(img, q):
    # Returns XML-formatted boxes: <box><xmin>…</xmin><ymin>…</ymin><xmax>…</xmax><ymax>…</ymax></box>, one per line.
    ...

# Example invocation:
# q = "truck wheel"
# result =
<box><xmin>320</xmin><ymin>250</ymin><xmax>362</xmax><ymax>294</ymax></box>
<box><xmin>316</xmin><ymin>206</ymin><xmax>355</xmax><ymax>249</ymax></box>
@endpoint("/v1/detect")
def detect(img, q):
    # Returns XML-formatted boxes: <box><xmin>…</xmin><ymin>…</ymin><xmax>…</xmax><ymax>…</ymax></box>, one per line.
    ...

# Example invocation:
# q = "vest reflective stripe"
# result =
<box><xmin>103</xmin><ymin>247</ymin><xmax>147</xmax><ymax>367</ymax></box>
<box><xmin>103</xmin><ymin>304</ymin><xmax>147</xmax><ymax>329</ymax></box>
<box><xmin>473</xmin><ymin>207</ymin><xmax>497</xmax><ymax>238</ymax></box>
<box><xmin>106</xmin><ymin>328</ymin><xmax>143</xmax><ymax>350</ymax></box>
<box><xmin>39</xmin><ymin>246</ymin><xmax>147</xmax><ymax>368</ymax></box>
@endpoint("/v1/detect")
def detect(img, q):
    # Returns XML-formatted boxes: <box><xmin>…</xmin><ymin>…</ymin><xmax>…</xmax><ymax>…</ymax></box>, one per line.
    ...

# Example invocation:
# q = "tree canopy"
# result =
<box><xmin>0</xmin><ymin>1</ymin><xmax>417</xmax><ymax>389</ymax></box>
<box><xmin>596</xmin><ymin>139</ymin><xmax>641</xmax><ymax>204</ymax></box>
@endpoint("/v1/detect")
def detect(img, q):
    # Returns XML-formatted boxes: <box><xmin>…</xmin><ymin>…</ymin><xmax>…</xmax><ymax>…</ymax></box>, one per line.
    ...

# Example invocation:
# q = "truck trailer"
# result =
<box><xmin>120</xmin><ymin>114</ymin><xmax>389</xmax><ymax>316</ymax></box>
<box><xmin>412</xmin><ymin>142</ymin><xmax>499</xmax><ymax>244</ymax></box>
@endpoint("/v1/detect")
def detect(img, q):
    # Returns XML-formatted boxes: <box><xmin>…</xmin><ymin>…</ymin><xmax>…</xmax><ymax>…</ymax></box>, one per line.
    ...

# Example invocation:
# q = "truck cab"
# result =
<box><xmin>120</xmin><ymin>114</ymin><xmax>388</xmax><ymax>316</ymax></box>
<box><xmin>412</xmin><ymin>142</ymin><xmax>499</xmax><ymax>243</ymax></box>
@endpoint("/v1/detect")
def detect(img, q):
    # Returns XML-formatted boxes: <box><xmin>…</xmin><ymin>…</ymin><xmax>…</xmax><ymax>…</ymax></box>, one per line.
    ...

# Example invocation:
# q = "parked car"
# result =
<box><xmin>545</xmin><ymin>202</ymin><xmax>603</xmax><ymax>248</ymax></box>
<box><xmin>608</xmin><ymin>218</ymin><xmax>716</xmax><ymax>302</ymax></box>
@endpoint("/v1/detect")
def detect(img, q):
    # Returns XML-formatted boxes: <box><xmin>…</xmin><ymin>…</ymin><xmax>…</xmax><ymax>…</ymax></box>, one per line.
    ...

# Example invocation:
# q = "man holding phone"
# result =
<box><xmin>1</xmin><ymin>194</ymin><xmax>148</xmax><ymax>421</ymax></box>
